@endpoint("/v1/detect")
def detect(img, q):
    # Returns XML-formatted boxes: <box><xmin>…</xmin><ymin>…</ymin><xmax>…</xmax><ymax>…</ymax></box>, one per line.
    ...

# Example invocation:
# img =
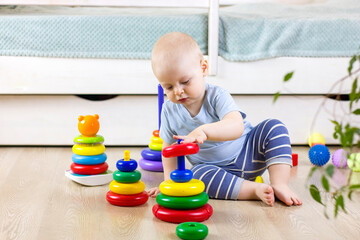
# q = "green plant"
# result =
<box><xmin>274</xmin><ymin>53</ymin><xmax>360</xmax><ymax>218</ymax></box>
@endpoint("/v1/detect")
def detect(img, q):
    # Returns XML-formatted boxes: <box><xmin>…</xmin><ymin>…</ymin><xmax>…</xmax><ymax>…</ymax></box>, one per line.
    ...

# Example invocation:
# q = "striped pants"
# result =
<box><xmin>191</xmin><ymin>119</ymin><xmax>292</xmax><ymax>200</ymax></box>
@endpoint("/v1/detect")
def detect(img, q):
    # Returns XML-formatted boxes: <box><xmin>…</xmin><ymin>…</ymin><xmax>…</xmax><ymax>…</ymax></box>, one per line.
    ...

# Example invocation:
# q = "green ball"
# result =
<box><xmin>113</xmin><ymin>170</ymin><xmax>141</xmax><ymax>183</ymax></box>
<box><xmin>176</xmin><ymin>222</ymin><xmax>208</xmax><ymax>240</ymax></box>
<box><xmin>156</xmin><ymin>192</ymin><xmax>209</xmax><ymax>209</ymax></box>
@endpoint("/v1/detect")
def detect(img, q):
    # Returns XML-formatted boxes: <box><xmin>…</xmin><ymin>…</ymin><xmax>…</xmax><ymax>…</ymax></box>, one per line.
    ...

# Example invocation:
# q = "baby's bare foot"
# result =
<box><xmin>272</xmin><ymin>184</ymin><xmax>302</xmax><ymax>206</ymax></box>
<box><xmin>255</xmin><ymin>184</ymin><xmax>275</xmax><ymax>206</ymax></box>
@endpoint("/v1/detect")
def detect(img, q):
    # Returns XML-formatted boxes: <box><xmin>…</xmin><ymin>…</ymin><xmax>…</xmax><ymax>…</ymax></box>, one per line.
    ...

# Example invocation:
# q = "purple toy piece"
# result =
<box><xmin>139</xmin><ymin>158</ymin><xmax>163</xmax><ymax>172</ymax></box>
<box><xmin>141</xmin><ymin>148</ymin><xmax>162</xmax><ymax>161</ymax></box>
<box><xmin>332</xmin><ymin>149</ymin><xmax>348</xmax><ymax>168</ymax></box>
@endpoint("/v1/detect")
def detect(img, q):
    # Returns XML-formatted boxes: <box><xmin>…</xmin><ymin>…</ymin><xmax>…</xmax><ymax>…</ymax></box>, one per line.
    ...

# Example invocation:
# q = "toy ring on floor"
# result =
<box><xmin>156</xmin><ymin>192</ymin><xmax>209</xmax><ymax>209</ymax></box>
<box><xmin>176</xmin><ymin>222</ymin><xmax>208</xmax><ymax>240</ymax></box>
<box><xmin>139</xmin><ymin>158</ymin><xmax>163</xmax><ymax>172</ymax></box>
<box><xmin>141</xmin><ymin>148</ymin><xmax>162</xmax><ymax>161</ymax></box>
<box><xmin>65</xmin><ymin>169</ymin><xmax>113</xmax><ymax>186</ymax></box>
<box><xmin>162</xmin><ymin>143</ymin><xmax>199</xmax><ymax>158</ymax></box>
<box><xmin>73</xmin><ymin>135</ymin><xmax>104</xmax><ymax>144</ymax></box>
<box><xmin>72</xmin><ymin>144</ymin><xmax>105</xmax><ymax>156</ymax></box>
<box><xmin>70</xmin><ymin>162</ymin><xmax>108</xmax><ymax>175</ymax></box>
<box><xmin>113</xmin><ymin>170</ymin><xmax>141</xmax><ymax>183</ymax></box>
<box><xmin>149</xmin><ymin>142</ymin><xmax>162</xmax><ymax>151</ymax></box>
<box><xmin>106</xmin><ymin>190</ymin><xmax>148</xmax><ymax>206</ymax></box>
<box><xmin>159</xmin><ymin>179</ymin><xmax>205</xmax><ymax>197</ymax></box>
<box><xmin>109</xmin><ymin>180</ymin><xmax>145</xmax><ymax>195</ymax></box>
<box><xmin>152</xmin><ymin>203</ymin><xmax>213</xmax><ymax>223</ymax></box>
<box><xmin>150</xmin><ymin>136</ymin><xmax>163</xmax><ymax>144</ymax></box>
<box><xmin>72</xmin><ymin>153</ymin><xmax>107</xmax><ymax>165</ymax></box>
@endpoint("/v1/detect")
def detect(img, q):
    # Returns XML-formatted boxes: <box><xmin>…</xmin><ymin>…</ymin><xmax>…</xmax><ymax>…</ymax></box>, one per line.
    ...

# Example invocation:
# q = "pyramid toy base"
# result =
<box><xmin>65</xmin><ymin>169</ymin><xmax>113</xmax><ymax>186</ymax></box>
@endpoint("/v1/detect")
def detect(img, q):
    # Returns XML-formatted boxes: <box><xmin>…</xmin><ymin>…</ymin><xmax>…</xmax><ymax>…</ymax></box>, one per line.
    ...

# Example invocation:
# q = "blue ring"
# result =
<box><xmin>72</xmin><ymin>153</ymin><xmax>107</xmax><ymax>165</ymax></box>
<box><xmin>141</xmin><ymin>148</ymin><xmax>162</xmax><ymax>161</ymax></box>
<box><xmin>116</xmin><ymin>159</ymin><xmax>138</xmax><ymax>172</ymax></box>
<box><xmin>171</xmin><ymin>169</ymin><xmax>193</xmax><ymax>183</ymax></box>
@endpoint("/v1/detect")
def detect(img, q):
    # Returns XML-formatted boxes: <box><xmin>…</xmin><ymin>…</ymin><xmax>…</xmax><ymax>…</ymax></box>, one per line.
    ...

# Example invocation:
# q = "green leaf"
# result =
<box><xmin>348</xmin><ymin>55</ymin><xmax>357</xmax><ymax>75</ymax></box>
<box><xmin>284</xmin><ymin>71</ymin><xmax>294</xmax><ymax>82</ymax></box>
<box><xmin>273</xmin><ymin>92</ymin><xmax>280</xmax><ymax>103</ymax></box>
<box><xmin>336</xmin><ymin>195</ymin><xmax>346</xmax><ymax>213</ymax></box>
<box><xmin>350</xmin><ymin>78</ymin><xmax>358</xmax><ymax>110</ymax></box>
<box><xmin>309</xmin><ymin>185</ymin><xmax>323</xmax><ymax>205</ymax></box>
<box><xmin>353</xmin><ymin>109</ymin><xmax>360</xmax><ymax>115</ymax></box>
<box><xmin>348</xmin><ymin>190</ymin><xmax>353</xmax><ymax>200</ymax></box>
<box><xmin>321</xmin><ymin>175</ymin><xmax>330</xmax><ymax>192</ymax></box>
<box><xmin>349</xmin><ymin>184</ymin><xmax>360</xmax><ymax>190</ymax></box>
<box><xmin>325</xmin><ymin>165</ymin><xmax>335</xmax><ymax>177</ymax></box>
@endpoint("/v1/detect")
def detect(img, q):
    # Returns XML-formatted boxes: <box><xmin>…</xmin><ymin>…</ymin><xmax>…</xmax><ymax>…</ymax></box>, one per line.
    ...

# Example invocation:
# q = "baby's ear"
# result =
<box><xmin>201</xmin><ymin>59</ymin><xmax>209</xmax><ymax>76</ymax></box>
<box><xmin>78</xmin><ymin>115</ymin><xmax>84</xmax><ymax>121</ymax></box>
<box><xmin>94</xmin><ymin>114</ymin><xmax>99</xmax><ymax>120</ymax></box>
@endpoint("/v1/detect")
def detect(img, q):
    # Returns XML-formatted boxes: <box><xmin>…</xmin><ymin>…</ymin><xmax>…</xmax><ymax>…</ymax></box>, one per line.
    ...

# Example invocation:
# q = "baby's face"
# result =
<box><xmin>157</xmin><ymin>53</ymin><xmax>207</xmax><ymax>109</ymax></box>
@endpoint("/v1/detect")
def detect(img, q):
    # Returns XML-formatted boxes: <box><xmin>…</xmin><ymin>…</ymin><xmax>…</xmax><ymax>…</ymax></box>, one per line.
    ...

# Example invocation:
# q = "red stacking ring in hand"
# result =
<box><xmin>71</xmin><ymin>162</ymin><xmax>108</xmax><ymax>175</ymax></box>
<box><xmin>162</xmin><ymin>143</ymin><xmax>199</xmax><ymax>158</ymax></box>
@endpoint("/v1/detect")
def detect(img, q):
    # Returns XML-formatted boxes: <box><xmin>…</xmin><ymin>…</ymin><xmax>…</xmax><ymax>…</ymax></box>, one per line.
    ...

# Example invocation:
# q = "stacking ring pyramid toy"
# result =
<box><xmin>65</xmin><ymin>114</ymin><xmax>113</xmax><ymax>186</ymax></box>
<box><xmin>106</xmin><ymin>150</ymin><xmax>149</xmax><ymax>206</ymax></box>
<box><xmin>139</xmin><ymin>84</ymin><xmax>164</xmax><ymax>172</ymax></box>
<box><xmin>152</xmin><ymin>141</ymin><xmax>213</xmax><ymax>223</ymax></box>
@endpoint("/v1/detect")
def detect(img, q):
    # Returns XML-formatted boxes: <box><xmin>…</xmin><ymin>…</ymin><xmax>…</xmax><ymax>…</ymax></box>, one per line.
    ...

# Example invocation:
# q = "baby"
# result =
<box><xmin>147</xmin><ymin>32</ymin><xmax>302</xmax><ymax>206</ymax></box>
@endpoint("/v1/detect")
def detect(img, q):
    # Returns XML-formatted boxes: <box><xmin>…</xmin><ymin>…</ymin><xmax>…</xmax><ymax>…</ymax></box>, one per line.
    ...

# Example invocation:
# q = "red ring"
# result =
<box><xmin>152</xmin><ymin>203</ymin><xmax>213</xmax><ymax>223</ymax></box>
<box><xmin>162</xmin><ymin>143</ymin><xmax>199</xmax><ymax>158</ymax></box>
<box><xmin>106</xmin><ymin>191</ymin><xmax>149</xmax><ymax>206</ymax></box>
<box><xmin>71</xmin><ymin>162</ymin><xmax>108</xmax><ymax>175</ymax></box>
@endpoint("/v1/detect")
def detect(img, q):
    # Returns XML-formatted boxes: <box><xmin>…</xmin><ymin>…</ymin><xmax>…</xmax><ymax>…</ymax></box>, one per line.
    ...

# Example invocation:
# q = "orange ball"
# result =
<box><xmin>153</xmin><ymin>130</ymin><xmax>160</xmax><ymax>137</ymax></box>
<box><xmin>78</xmin><ymin>114</ymin><xmax>100</xmax><ymax>137</ymax></box>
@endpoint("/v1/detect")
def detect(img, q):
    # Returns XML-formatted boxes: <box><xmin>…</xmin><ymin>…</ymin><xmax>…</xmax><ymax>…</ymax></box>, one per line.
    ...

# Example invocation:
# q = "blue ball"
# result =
<box><xmin>171</xmin><ymin>169</ymin><xmax>193</xmax><ymax>183</ymax></box>
<box><xmin>116</xmin><ymin>159</ymin><xmax>138</xmax><ymax>172</ymax></box>
<box><xmin>308</xmin><ymin>144</ymin><xmax>330</xmax><ymax>166</ymax></box>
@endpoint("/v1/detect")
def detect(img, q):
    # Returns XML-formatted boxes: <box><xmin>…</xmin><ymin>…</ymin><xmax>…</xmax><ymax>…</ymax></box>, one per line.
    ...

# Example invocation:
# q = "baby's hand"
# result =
<box><xmin>147</xmin><ymin>187</ymin><xmax>160</xmax><ymax>198</ymax></box>
<box><xmin>174</xmin><ymin>128</ymin><xmax>207</xmax><ymax>144</ymax></box>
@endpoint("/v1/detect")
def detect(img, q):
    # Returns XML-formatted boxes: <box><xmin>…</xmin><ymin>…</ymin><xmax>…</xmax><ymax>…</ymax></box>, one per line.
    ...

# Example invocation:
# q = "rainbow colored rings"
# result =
<box><xmin>156</xmin><ymin>192</ymin><xmax>209</xmax><ymax>209</ymax></box>
<box><xmin>106</xmin><ymin>191</ymin><xmax>149</xmax><ymax>207</ymax></box>
<box><xmin>72</xmin><ymin>144</ymin><xmax>105</xmax><ymax>156</ymax></box>
<box><xmin>73</xmin><ymin>135</ymin><xmax>104</xmax><ymax>144</ymax></box>
<box><xmin>176</xmin><ymin>222</ymin><xmax>208</xmax><ymax>240</ymax></box>
<box><xmin>152</xmin><ymin>204</ymin><xmax>213</xmax><ymax>223</ymax></box>
<box><xmin>72</xmin><ymin>153</ymin><xmax>107</xmax><ymax>165</ymax></box>
<box><xmin>109</xmin><ymin>180</ymin><xmax>145</xmax><ymax>195</ymax></box>
<box><xmin>113</xmin><ymin>170</ymin><xmax>141</xmax><ymax>183</ymax></box>
<box><xmin>71</xmin><ymin>162</ymin><xmax>108</xmax><ymax>175</ymax></box>
<box><xmin>160</xmin><ymin>179</ymin><xmax>205</xmax><ymax>197</ymax></box>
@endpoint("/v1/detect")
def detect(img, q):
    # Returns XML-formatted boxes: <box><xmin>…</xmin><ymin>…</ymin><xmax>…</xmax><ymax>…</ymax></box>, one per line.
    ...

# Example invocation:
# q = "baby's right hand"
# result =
<box><xmin>147</xmin><ymin>187</ymin><xmax>160</xmax><ymax>198</ymax></box>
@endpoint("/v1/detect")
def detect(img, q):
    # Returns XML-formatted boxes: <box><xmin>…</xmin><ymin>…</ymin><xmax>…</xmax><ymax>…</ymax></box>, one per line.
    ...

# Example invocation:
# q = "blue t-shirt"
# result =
<box><xmin>160</xmin><ymin>83</ymin><xmax>253</xmax><ymax>166</ymax></box>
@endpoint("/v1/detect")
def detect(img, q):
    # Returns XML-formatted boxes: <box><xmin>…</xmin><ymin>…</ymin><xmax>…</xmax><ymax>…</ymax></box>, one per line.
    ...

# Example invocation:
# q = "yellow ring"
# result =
<box><xmin>149</xmin><ymin>142</ymin><xmax>162</xmax><ymax>151</ymax></box>
<box><xmin>159</xmin><ymin>179</ymin><xmax>205</xmax><ymax>197</ymax></box>
<box><xmin>150</xmin><ymin>136</ymin><xmax>163</xmax><ymax>144</ymax></box>
<box><xmin>72</xmin><ymin>144</ymin><xmax>105</xmax><ymax>156</ymax></box>
<box><xmin>109</xmin><ymin>180</ymin><xmax>145</xmax><ymax>195</ymax></box>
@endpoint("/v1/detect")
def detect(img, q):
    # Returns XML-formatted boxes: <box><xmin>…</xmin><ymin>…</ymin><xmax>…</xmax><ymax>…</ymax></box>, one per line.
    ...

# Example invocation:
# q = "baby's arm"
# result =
<box><xmin>174</xmin><ymin>111</ymin><xmax>244</xmax><ymax>144</ymax></box>
<box><xmin>147</xmin><ymin>141</ymin><xmax>177</xmax><ymax>198</ymax></box>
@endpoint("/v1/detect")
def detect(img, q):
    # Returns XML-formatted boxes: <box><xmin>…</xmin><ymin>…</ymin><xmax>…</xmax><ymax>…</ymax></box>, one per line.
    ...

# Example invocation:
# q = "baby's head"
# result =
<box><xmin>152</xmin><ymin>32</ymin><xmax>208</xmax><ymax>107</ymax></box>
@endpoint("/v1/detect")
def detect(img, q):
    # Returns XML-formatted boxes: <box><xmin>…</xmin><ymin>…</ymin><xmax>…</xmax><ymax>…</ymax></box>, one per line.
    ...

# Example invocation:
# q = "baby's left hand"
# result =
<box><xmin>173</xmin><ymin>128</ymin><xmax>207</xmax><ymax>144</ymax></box>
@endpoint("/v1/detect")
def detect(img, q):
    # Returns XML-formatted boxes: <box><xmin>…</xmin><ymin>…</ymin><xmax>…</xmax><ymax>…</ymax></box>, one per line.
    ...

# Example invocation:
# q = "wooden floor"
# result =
<box><xmin>0</xmin><ymin>146</ymin><xmax>360</xmax><ymax>240</ymax></box>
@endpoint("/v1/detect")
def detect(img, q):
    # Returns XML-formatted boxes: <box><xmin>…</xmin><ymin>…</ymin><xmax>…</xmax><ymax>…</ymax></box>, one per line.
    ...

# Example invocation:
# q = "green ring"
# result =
<box><xmin>176</xmin><ymin>222</ymin><xmax>208</xmax><ymax>240</ymax></box>
<box><xmin>156</xmin><ymin>192</ymin><xmax>208</xmax><ymax>209</ymax></box>
<box><xmin>113</xmin><ymin>170</ymin><xmax>141</xmax><ymax>183</ymax></box>
<box><xmin>73</xmin><ymin>135</ymin><xmax>104</xmax><ymax>144</ymax></box>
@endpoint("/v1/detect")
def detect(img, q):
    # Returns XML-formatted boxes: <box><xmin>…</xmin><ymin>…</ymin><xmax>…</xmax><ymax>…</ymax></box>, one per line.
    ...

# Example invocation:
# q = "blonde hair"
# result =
<box><xmin>152</xmin><ymin>32</ymin><xmax>203</xmax><ymax>76</ymax></box>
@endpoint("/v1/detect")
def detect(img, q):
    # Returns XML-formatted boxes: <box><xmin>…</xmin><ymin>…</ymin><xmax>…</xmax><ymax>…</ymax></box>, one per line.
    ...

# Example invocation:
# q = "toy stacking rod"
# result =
<box><xmin>158</xmin><ymin>84</ymin><xmax>164</xmax><ymax>130</ymax></box>
<box><xmin>162</xmin><ymin>141</ymin><xmax>199</xmax><ymax>182</ymax></box>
